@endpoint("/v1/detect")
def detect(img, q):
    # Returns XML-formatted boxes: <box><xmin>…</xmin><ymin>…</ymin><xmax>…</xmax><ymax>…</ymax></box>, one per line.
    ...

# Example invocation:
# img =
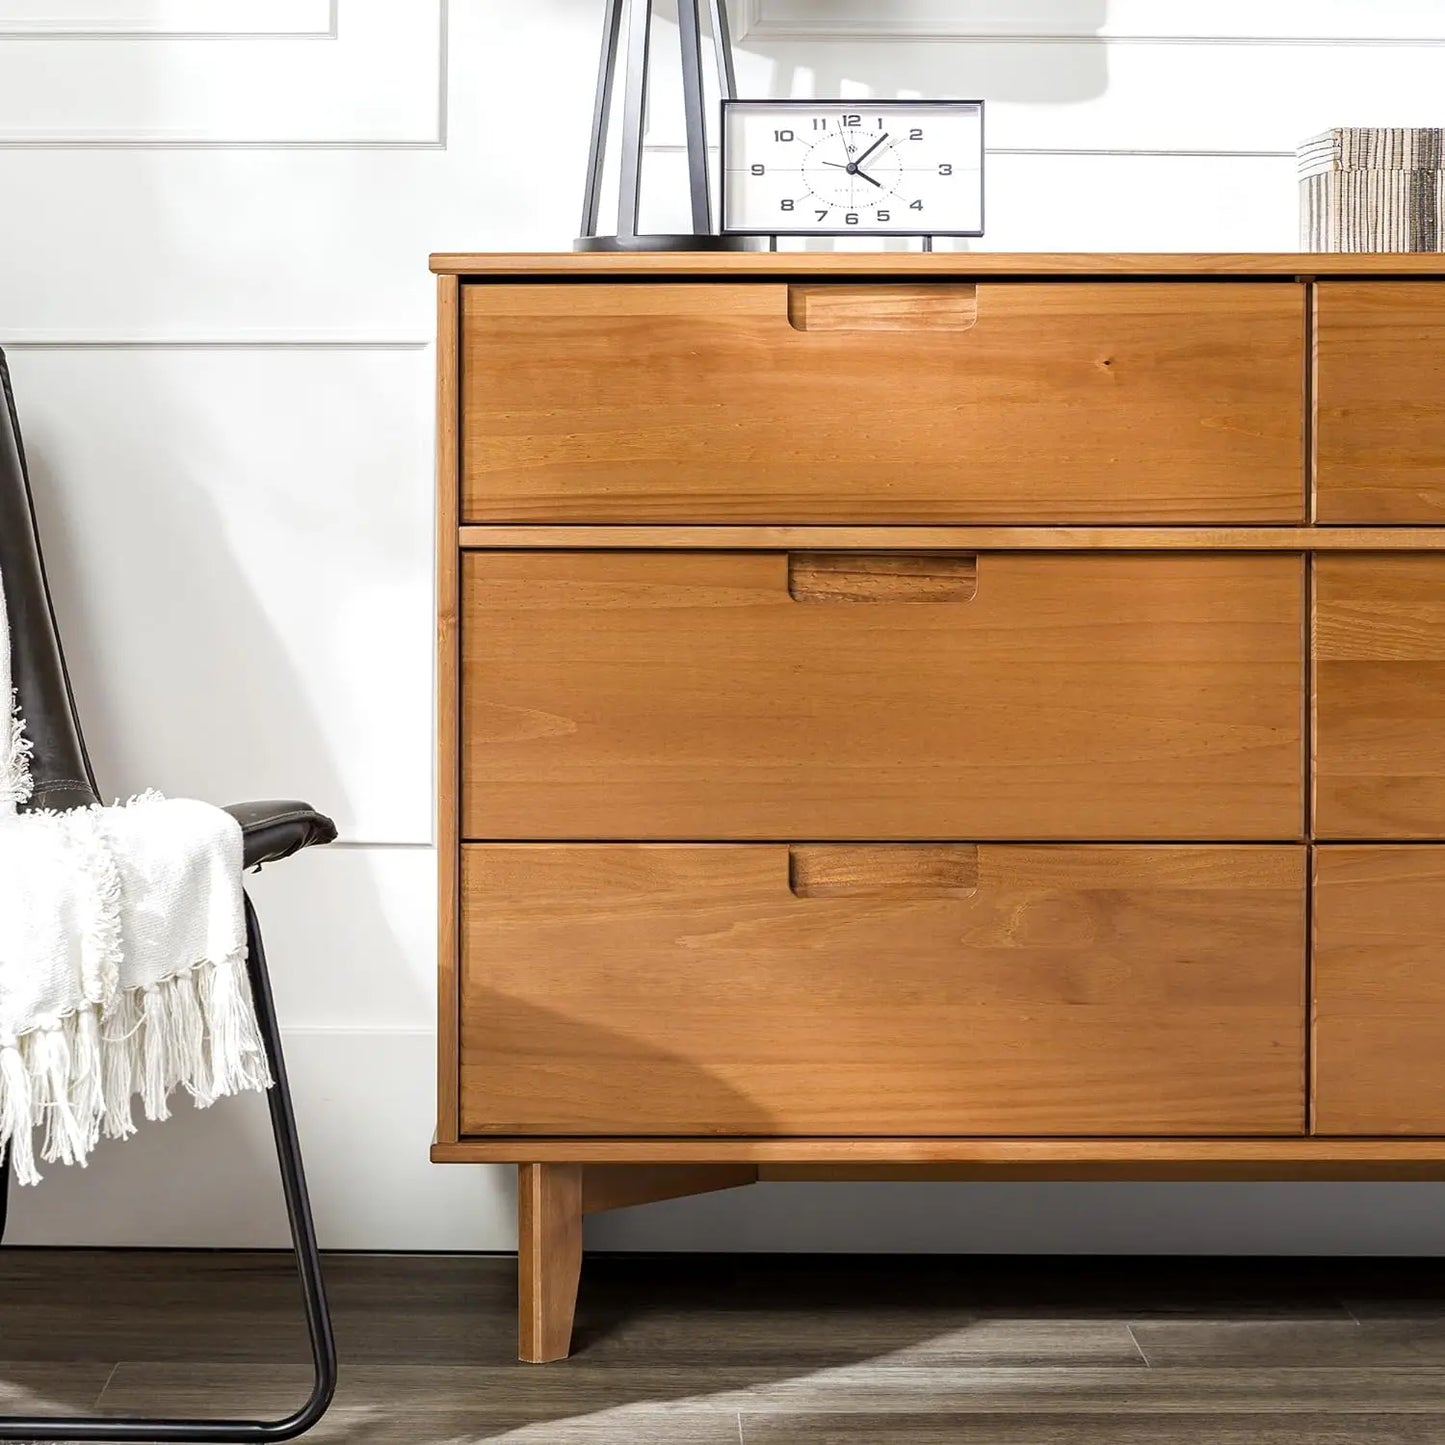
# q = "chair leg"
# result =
<box><xmin>0</xmin><ymin>892</ymin><xmax>338</xmax><ymax>1441</ymax></box>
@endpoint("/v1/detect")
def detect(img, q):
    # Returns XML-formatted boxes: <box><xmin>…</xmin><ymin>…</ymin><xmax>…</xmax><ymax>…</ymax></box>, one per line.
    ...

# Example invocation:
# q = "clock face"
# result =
<box><xmin>721</xmin><ymin>100</ymin><xmax>984</xmax><ymax>236</ymax></box>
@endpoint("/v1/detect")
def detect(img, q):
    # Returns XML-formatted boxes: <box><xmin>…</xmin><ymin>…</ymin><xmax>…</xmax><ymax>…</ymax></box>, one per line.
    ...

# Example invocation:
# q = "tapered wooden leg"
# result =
<box><xmin>517</xmin><ymin>1162</ymin><xmax>583</xmax><ymax>1363</ymax></box>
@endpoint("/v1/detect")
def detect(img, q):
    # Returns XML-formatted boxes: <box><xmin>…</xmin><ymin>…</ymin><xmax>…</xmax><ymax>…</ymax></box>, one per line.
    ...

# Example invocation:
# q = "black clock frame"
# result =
<box><xmin>719</xmin><ymin>97</ymin><xmax>986</xmax><ymax>240</ymax></box>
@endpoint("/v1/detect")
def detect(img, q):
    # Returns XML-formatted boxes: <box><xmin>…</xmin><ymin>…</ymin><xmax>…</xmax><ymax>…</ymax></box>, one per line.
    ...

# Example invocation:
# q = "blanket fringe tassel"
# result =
<box><xmin>0</xmin><ymin>952</ymin><xmax>271</xmax><ymax>1185</ymax></box>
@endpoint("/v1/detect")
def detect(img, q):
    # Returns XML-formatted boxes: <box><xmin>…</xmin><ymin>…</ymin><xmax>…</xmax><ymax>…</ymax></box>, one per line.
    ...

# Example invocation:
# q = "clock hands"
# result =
<box><xmin>820</xmin><ymin>159</ymin><xmax>882</xmax><ymax>187</ymax></box>
<box><xmin>822</xmin><ymin>130</ymin><xmax>890</xmax><ymax>188</ymax></box>
<box><xmin>854</xmin><ymin>132</ymin><xmax>889</xmax><ymax>169</ymax></box>
<box><xmin>852</xmin><ymin>132</ymin><xmax>888</xmax><ymax>188</ymax></box>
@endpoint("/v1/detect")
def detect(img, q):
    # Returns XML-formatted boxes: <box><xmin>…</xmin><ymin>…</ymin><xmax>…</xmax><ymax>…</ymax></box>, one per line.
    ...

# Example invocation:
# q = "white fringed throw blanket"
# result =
<box><xmin>0</xmin><ymin>575</ymin><xmax>270</xmax><ymax>1183</ymax></box>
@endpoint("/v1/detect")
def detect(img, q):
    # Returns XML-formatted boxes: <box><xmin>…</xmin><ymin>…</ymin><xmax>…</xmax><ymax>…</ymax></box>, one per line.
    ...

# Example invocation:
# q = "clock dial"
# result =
<box><xmin>721</xmin><ymin>100</ymin><xmax>983</xmax><ymax>236</ymax></box>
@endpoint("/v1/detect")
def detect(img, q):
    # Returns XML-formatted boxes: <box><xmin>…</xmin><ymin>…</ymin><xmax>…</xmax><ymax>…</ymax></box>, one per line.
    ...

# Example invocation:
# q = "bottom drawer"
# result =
<box><xmin>459</xmin><ymin>844</ymin><xmax>1305</xmax><ymax>1138</ymax></box>
<box><xmin>1314</xmin><ymin>846</ymin><xmax>1445</xmax><ymax>1135</ymax></box>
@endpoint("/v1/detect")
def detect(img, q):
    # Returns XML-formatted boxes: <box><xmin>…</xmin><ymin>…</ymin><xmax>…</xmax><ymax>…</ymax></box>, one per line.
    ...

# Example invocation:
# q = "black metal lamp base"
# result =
<box><xmin>574</xmin><ymin>233</ymin><xmax>756</xmax><ymax>252</ymax></box>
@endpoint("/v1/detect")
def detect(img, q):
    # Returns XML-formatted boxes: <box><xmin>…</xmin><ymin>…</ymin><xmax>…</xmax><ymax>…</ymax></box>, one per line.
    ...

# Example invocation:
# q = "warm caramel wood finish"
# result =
<box><xmin>435</xmin><ymin>274</ymin><xmax>461</xmax><ymax>1145</ymax></box>
<box><xmin>461</xmin><ymin>551</ymin><xmax>1304</xmax><ymax>841</ymax></box>
<box><xmin>435</xmin><ymin>255</ymin><xmax>1445</xmax><ymax>1363</ymax></box>
<box><xmin>1313</xmin><ymin>846</ymin><xmax>1445</xmax><ymax>1136</ymax></box>
<box><xmin>517</xmin><ymin>1163</ymin><xmax>582</xmax><ymax>1364</ymax></box>
<box><xmin>433</xmin><ymin>1136</ymin><xmax>1445</xmax><ymax>1175</ymax></box>
<box><xmin>1315</xmin><ymin>555</ymin><xmax>1445</xmax><ymax>838</ymax></box>
<box><xmin>1315</xmin><ymin>284</ymin><xmax>1445</xmax><ymax>522</ymax></box>
<box><xmin>459</xmin><ymin>525</ymin><xmax>1445</xmax><ymax>551</ymax></box>
<box><xmin>432</xmin><ymin>251</ymin><xmax>1445</xmax><ymax>277</ymax></box>
<box><xmin>461</xmin><ymin>282</ymin><xmax>1304</xmax><ymax>524</ymax></box>
<box><xmin>459</xmin><ymin>844</ymin><xmax>1306</xmax><ymax>1138</ymax></box>
<box><xmin>581</xmin><ymin>1164</ymin><xmax>759</xmax><ymax>1214</ymax></box>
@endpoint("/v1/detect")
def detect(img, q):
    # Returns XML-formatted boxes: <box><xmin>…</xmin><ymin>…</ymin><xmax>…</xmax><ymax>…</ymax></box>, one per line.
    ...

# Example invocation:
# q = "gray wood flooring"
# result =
<box><xmin>0</xmin><ymin>1251</ymin><xmax>1443</xmax><ymax>1442</ymax></box>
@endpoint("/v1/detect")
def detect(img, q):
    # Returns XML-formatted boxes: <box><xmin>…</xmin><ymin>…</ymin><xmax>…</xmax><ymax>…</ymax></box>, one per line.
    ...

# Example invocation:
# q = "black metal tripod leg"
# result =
<box><xmin>0</xmin><ymin>893</ymin><xmax>338</xmax><ymax>1442</ymax></box>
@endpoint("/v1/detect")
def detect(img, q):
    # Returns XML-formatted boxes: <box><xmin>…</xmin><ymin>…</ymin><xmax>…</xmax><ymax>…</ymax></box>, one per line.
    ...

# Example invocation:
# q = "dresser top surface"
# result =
<box><xmin>431</xmin><ymin>250</ymin><xmax>1445</xmax><ymax>278</ymax></box>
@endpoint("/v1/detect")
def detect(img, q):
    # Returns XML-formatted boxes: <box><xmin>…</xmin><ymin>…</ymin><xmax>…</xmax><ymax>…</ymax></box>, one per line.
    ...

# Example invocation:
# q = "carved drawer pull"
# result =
<box><xmin>787</xmin><ymin>551</ymin><xmax>978</xmax><ymax>602</ymax></box>
<box><xmin>787</xmin><ymin>283</ymin><xmax>980</xmax><ymax>332</ymax></box>
<box><xmin>788</xmin><ymin>845</ymin><xmax>980</xmax><ymax>899</ymax></box>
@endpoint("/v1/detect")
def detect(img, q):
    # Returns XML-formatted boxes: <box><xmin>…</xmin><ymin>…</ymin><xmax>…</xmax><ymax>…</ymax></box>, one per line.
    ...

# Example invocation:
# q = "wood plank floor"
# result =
<box><xmin>2</xmin><ymin>1251</ymin><xmax>1445</xmax><ymax>1442</ymax></box>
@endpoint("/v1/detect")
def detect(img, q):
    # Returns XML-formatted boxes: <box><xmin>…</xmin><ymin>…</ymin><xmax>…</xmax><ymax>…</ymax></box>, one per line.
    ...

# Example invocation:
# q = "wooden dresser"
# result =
<box><xmin>432</xmin><ymin>251</ymin><xmax>1445</xmax><ymax>1361</ymax></box>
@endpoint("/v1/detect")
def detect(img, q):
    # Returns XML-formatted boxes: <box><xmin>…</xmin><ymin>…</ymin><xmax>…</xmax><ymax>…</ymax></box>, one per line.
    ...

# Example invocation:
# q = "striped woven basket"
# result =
<box><xmin>1300</xmin><ymin>128</ymin><xmax>1443</xmax><ymax>252</ymax></box>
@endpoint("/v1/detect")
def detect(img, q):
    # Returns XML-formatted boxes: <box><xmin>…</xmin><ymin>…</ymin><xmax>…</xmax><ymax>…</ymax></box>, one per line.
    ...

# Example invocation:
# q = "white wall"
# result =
<box><xmin>4</xmin><ymin>0</ymin><xmax>1445</xmax><ymax>1253</ymax></box>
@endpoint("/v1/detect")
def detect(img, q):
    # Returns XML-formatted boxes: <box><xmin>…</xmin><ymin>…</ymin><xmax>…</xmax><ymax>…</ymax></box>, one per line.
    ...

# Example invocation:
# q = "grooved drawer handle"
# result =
<box><xmin>787</xmin><ymin>552</ymin><xmax>979</xmax><ymax>603</ymax></box>
<box><xmin>788</xmin><ymin>845</ymin><xmax>981</xmax><ymax>900</ymax></box>
<box><xmin>787</xmin><ymin>283</ymin><xmax>980</xmax><ymax>332</ymax></box>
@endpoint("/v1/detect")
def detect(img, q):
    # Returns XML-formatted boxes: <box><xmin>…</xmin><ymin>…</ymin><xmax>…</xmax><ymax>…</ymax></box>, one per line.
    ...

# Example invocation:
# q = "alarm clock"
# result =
<box><xmin>721</xmin><ymin>98</ymin><xmax>984</xmax><ymax>239</ymax></box>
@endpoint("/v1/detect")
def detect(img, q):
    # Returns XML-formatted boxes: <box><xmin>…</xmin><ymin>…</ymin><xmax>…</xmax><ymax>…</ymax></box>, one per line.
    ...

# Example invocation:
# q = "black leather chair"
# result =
<box><xmin>0</xmin><ymin>348</ymin><xmax>337</xmax><ymax>1441</ymax></box>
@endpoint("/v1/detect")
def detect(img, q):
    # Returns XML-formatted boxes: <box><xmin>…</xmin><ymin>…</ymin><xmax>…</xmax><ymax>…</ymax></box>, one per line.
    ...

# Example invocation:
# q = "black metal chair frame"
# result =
<box><xmin>0</xmin><ymin>349</ymin><xmax>338</xmax><ymax>1440</ymax></box>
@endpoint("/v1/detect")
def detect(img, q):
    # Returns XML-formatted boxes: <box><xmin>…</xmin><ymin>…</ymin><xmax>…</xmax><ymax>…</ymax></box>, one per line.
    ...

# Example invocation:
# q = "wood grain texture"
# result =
<box><xmin>435</xmin><ymin>273</ymin><xmax>461</xmax><ymax>1145</ymax></box>
<box><xmin>517</xmin><ymin>1163</ymin><xmax>583</xmax><ymax>1364</ymax></box>
<box><xmin>430</xmin><ymin>1137</ymin><xmax>1445</xmax><ymax>1175</ymax></box>
<box><xmin>581</xmin><ymin>1164</ymin><xmax>759</xmax><ymax>1215</ymax></box>
<box><xmin>431</xmin><ymin>251</ymin><xmax>1445</xmax><ymax>277</ymax></box>
<box><xmin>458</xmin><ymin>844</ymin><xmax>1305</xmax><ymax>1138</ymax></box>
<box><xmin>458</xmin><ymin>525</ymin><xmax>1445</xmax><ymax>552</ymax></box>
<box><xmin>460</xmin><ymin>551</ymin><xmax>1305</xmax><ymax>841</ymax></box>
<box><xmin>460</xmin><ymin>282</ymin><xmax>1304</xmax><ymax>524</ymax></box>
<box><xmin>1313</xmin><ymin>846</ymin><xmax>1445</xmax><ymax>1136</ymax></box>
<box><xmin>1314</xmin><ymin>555</ymin><xmax>1445</xmax><ymax>838</ymax></box>
<box><xmin>1315</xmin><ymin>283</ymin><xmax>1445</xmax><ymax>522</ymax></box>
<box><xmin>31</xmin><ymin>1249</ymin><xmax>1445</xmax><ymax>1439</ymax></box>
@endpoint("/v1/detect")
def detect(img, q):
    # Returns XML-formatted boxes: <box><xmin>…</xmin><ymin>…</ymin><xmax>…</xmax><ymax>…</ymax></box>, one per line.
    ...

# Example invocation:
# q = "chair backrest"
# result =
<box><xmin>0</xmin><ymin>348</ymin><xmax>99</xmax><ymax>812</ymax></box>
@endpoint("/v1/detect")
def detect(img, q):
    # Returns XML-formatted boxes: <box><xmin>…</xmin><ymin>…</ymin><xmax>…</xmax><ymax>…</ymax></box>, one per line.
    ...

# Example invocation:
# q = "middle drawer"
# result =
<box><xmin>462</xmin><ymin>551</ymin><xmax>1305</xmax><ymax>841</ymax></box>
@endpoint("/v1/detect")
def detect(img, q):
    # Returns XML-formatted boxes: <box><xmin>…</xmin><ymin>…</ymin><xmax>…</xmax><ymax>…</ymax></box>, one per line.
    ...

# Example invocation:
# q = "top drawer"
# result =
<box><xmin>1315</xmin><ymin>283</ymin><xmax>1445</xmax><ymax>522</ymax></box>
<box><xmin>460</xmin><ymin>281</ymin><xmax>1305</xmax><ymax>524</ymax></box>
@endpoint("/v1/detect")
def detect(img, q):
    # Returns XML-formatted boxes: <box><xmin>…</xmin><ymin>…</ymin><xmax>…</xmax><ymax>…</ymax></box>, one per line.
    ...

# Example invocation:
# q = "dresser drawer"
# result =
<box><xmin>1315</xmin><ymin>555</ymin><xmax>1445</xmax><ymax>838</ymax></box>
<box><xmin>461</xmin><ymin>281</ymin><xmax>1305</xmax><ymax>524</ymax></box>
<box><xmin>461</xmin><ymin>551</ymin><xmax>1305</xmax><ymax>841</ymax></box>
<box><xmin>1314</xmin><ymin>846</ymin><xmax>1445</xmax><ymax>1134</ymax></box>
<box><xmin>458</xmin><ymin>844</ymin><xmax>1306</xmax><ymax>1137</ymax></box>
<box><xmin>1315</xmin><ymin>283</ymin><xmax>1445</xmax><ymax>522</ymax></box>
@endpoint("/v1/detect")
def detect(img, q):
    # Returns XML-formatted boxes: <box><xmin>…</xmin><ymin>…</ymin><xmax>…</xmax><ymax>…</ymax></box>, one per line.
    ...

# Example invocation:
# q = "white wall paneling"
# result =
<box><xmin>8</xmin><ymin>346</ymin><xmax>433</xmax><ymax>844</ymax></box>
<box><xmin>0</xmin><ymin>0</ymin><xmax>443</xmax><ymax>144</ymax></box>
<box><xmin>0</xmin><ymin>0</ymin><xmax>335</xmax><ymax>38</ymax></box>
<box><xmin>5</xmin><ymin>0</ymin><xmax>1445</xmax><ymax>1254</ymax></box>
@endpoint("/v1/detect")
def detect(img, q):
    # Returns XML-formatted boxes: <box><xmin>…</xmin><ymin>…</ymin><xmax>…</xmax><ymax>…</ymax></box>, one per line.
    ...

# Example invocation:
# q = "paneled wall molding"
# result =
<box><xmin>736</xmin><ymin>0</ymin><xmax>1445</xmax><ymax>44</ymax></box>
<box><xmin>1</xmin><ymin>332</ymin><xmax>431</xmax><ymax>349</ymax></box>
<box><xmin>0</xmin><ymin>0</ymin><xmax>446</xmax><ymax>147</ymax></box>
<box><xmin>0</xmin><ymin>0</ymin><xmax>335</xmax><ymax>38</ymax></box>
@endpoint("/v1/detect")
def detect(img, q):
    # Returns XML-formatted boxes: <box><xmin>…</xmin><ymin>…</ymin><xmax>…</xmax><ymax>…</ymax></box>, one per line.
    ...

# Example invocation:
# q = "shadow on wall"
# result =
<box><xmin>731</xmin><ymin>0</ymin><xmax>1110</xmax><ymax>104</ymax></box>
<box><xmin>1</xmin><ymin>352</ymin><xmax>416</xmax><ymax>1247</ymax></box>
<box><xmin>641</xmin><ymin>0</ymin><xmax>1111</xmax><ymax>237</ymax></box>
